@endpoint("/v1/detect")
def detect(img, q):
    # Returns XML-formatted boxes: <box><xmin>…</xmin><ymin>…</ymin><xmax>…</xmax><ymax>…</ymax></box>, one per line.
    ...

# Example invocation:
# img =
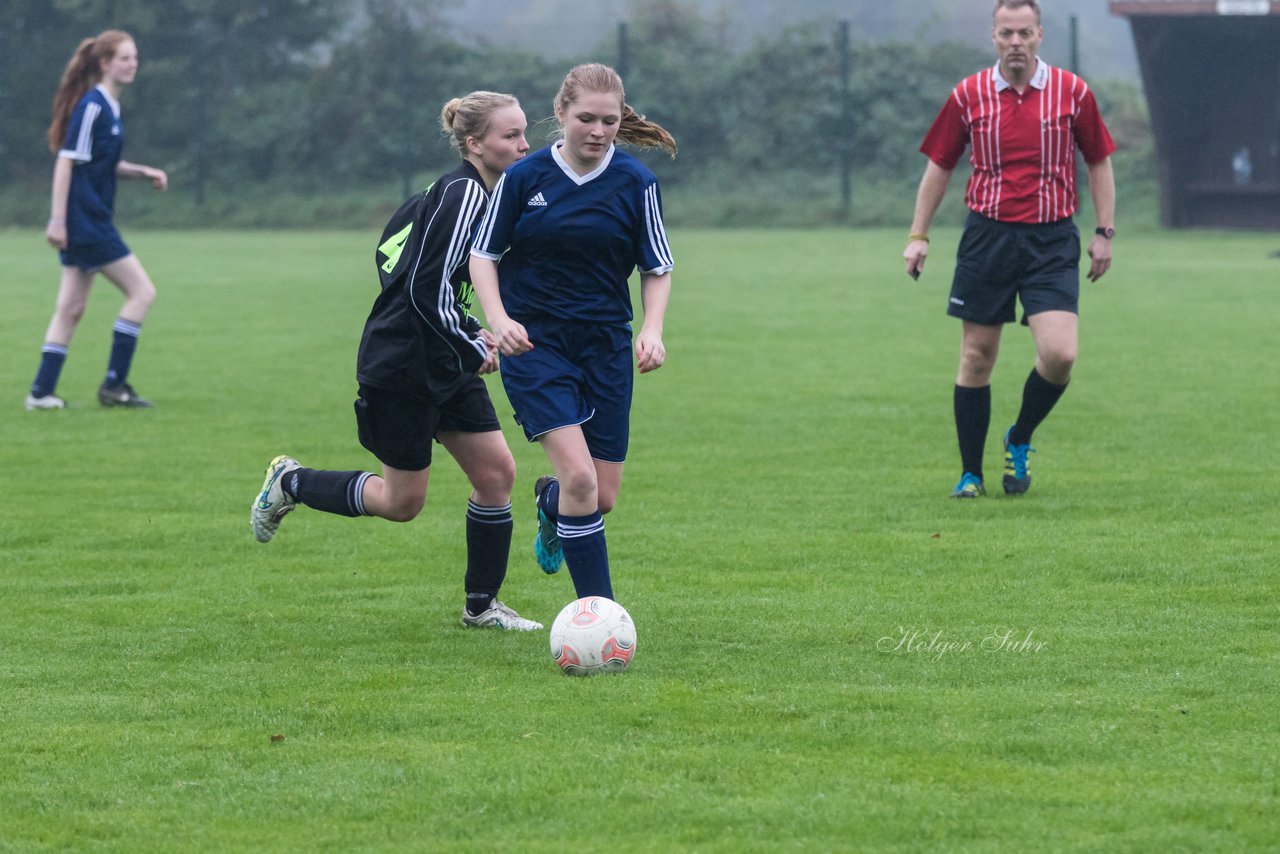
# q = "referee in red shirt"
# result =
<box><xmin>903</xmin><ymin>0</ymin><xmax>1116</xmax><ymax>498</ymax></box>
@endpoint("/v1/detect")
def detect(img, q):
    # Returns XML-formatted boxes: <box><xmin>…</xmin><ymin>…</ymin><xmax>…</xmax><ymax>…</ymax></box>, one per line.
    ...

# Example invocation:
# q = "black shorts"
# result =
<box><xmin>948</xmin><ymin>211</ymin><xmax>1080</xmax><ymax>326</ymax></box>
<box><xmin>354</xmin><ymin>376</ymin><xmax>501</xmax><ymax>471</ymax></box>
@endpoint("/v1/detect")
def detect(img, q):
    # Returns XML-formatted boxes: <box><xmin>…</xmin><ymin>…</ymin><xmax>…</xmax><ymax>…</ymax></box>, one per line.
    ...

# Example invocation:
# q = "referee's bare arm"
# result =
<box><xmin>904</xmin><ymin>160</ymin><xmax>954</xmax><ymax>280</ymax></box>
<box><xmin>1085</xmin><ymin>155</ymin><xmax>1116</xmax><ymax>283</ymax></box>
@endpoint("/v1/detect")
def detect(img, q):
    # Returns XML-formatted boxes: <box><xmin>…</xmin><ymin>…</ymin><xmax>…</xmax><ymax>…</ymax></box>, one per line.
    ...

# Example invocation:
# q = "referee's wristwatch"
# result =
<box><xmin>1095</xmin><ymin>226</ymin><xmax>1115</xmax><ymax>239</ymax></box>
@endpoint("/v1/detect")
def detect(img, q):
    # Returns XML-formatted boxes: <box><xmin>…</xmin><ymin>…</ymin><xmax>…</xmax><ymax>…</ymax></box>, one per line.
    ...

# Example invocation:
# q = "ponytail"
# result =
<box><xmin>48</xmin><ymin>30</ymin><xmax>132</xmax><ymax>153</ymax></box>
<box><xmin>619</xmin><ymin>103</ymin><xmax>677</xmax><ymax>158</ymax></box>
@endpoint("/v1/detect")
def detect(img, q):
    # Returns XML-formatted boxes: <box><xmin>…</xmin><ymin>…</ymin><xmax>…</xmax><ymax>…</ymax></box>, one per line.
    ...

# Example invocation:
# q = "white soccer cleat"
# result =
<box><xmin>461</xmin><ymin>600</ymin><xmax>544</xmax><ymax>631</ymax></box>
<box><xmin>251</xmin><ymin>455</ymin><xmax>301</xmax><ymax>543</ymax></box>
<box><xmin>25</xmin><ymin>393</ymin><xmax>66</xmax><ymax>411</ymax></box>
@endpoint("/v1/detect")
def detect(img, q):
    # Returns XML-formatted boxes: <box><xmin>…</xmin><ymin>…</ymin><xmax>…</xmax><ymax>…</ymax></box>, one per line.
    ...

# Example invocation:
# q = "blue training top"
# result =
<box><xmin>471</xmin><ymin>142</ymin><xmax>673</xmax><ymax>325</ymax></box>
<box><xmin>59</xmin><ymin>85</ymin><xmax>124</xmax><ymax>246</ymax></box>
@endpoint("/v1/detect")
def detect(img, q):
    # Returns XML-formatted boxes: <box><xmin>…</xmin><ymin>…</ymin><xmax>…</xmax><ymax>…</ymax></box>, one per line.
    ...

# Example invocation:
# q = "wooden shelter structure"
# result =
<box><xmin>1110</xmin><ymin>0</ymin><xmax>1280</xmax><ymax>228</ymax></box>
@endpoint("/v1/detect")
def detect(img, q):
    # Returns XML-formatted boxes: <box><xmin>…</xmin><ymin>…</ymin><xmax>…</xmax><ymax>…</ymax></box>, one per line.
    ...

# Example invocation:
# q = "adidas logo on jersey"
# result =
<box><xmin>527</xmin><ymin>192</ymin><xmax>547</xmax><ymax>207</ymax></box>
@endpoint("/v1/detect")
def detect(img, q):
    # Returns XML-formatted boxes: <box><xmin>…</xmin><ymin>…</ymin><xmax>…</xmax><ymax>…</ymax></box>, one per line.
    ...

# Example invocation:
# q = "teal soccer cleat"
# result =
<box><xmin>533</xmin><ymin>475</ymin><xmax>564</xmax><ymax>574</ymax></box>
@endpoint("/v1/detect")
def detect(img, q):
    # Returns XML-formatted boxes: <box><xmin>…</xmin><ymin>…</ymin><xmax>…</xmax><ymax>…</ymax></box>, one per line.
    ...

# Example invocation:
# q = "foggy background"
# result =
<box><xmin>0</xmin><ymin>0</ymin><xmax>1152</xmax><ymax>229</ymax></box>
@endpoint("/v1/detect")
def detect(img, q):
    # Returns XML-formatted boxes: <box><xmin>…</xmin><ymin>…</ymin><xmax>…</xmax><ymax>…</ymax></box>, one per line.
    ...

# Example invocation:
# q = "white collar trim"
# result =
<box><xmin>94</xmin><ymin>83</ymin><xmax>121</xmax><ymax>118</ymax></box>
<box><xmin>993</xmin><ymin>57</ymin><xmax>1048</xmax><ymax>92</ymax></box>
<box><xmin>552</xmin><ymin>140</ymin><xmax>615</xmax><ymax>185</ymax></box>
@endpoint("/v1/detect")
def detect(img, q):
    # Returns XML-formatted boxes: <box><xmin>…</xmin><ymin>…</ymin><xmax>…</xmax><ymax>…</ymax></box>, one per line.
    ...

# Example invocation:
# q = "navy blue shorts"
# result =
<box><xmin>499</xmin><ymin>318</ymin><xmax>633</xmax><ymax>463</ymax></box>
<box><xmin>355</xmin><ymin>376</ymin><xmax>501</xmax><ymax>471</ymax></box>
<box><xmin>60</xmin><ymin>231</ymin><xmax>130</xmax><ymax>273</ymax></box>
<box><xmin>948</xmin><ymin>211</ymin><xmax>1080</xmax><ymax>326</ymax></box>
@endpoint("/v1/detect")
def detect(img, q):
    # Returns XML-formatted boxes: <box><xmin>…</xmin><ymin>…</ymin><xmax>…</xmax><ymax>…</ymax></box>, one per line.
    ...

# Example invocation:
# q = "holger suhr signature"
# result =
<box><xmin>876</xmin><ymin>626</ymin><xmax>1048</xmax><ymax>662</ymax></box>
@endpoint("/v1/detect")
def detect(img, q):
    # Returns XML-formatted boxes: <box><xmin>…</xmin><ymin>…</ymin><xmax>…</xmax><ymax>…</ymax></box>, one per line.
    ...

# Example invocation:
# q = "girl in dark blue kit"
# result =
<box><xmin>470</xmin><ymin>63</ymin><xmax>677</xmax><ymax>601</ymax></box>
<box><xmin>28</xmin><ymin>30</ymin><xmax>169</xmax><ymax>410</ymax></box>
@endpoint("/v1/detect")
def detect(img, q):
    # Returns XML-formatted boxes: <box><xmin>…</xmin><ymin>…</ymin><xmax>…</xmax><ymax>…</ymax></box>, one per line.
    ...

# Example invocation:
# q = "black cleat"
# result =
<box><xmin>1002</xmin><ymin>428</ymin><xmax>1034</xmax><ymax>495</ymax></box>
<box><xmin>98</xmin><ymin>382</ymin><xmax>153</xmax><ymax>408</ymax></box>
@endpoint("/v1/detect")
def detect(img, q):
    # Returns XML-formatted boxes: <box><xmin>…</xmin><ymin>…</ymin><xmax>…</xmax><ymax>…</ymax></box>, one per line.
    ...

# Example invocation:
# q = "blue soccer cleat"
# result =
<box><xmin>533</xmin><ymin>475</ymin><xmax>564</xmax><ymax>574</ymax></box>
<box><xmin>951</xmin><ymin>471</ymin><xmax>986</xmax><ymax>498</ymax></box>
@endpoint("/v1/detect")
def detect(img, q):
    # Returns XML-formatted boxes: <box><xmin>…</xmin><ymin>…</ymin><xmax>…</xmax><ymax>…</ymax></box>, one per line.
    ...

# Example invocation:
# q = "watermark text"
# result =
<box><xmin>876</xmin><ymin>626</ymin><xmax>1048</xmax><ymax>661</ymax></box>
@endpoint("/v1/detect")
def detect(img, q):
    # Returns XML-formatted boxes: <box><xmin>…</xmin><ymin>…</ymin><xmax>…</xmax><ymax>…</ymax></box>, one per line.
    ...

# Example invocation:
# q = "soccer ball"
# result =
<box><xmin>549</xmin><ymin>596</ymin><xmax>637</xmax><ymax>676</ymax></box>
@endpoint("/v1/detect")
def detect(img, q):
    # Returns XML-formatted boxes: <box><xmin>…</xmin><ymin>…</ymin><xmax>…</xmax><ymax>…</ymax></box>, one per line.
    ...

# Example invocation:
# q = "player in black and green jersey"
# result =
<box><xmin>250</xmin><ymin>92</ymin><xmax>540</xmax><ymax>632</ymax></box>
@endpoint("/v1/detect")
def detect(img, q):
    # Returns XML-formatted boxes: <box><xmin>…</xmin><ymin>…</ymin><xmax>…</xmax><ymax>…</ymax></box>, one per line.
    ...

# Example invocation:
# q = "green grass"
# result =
<box><xmin>1</xmin><ymin>225</ymin><xmax>1277</xmax><ymax>851</ymax></box>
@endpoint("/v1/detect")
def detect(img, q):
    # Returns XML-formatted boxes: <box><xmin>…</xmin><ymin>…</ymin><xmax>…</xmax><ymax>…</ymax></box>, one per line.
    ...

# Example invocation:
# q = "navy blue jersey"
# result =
<box><xmin>356</xmin><ymin>160</ymin><xmax>492</xmax><ymax>404</ymax></box>
<box><xmin>59</xmin><ymin>85</ymin><xmax>124</xmax><ymax>246</ymax></box>
<box><xmin>471</xmin><ymin>142</ymin><xmax>673</xmax><ymax>325</ymax></box>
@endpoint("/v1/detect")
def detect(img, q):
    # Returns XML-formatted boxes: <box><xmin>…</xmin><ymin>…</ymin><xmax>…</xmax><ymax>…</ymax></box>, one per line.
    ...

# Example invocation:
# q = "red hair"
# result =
<box><xmin>48</xmin><ymin>30</ymin><xmax>133</xmax><ymax>154</ymax></box>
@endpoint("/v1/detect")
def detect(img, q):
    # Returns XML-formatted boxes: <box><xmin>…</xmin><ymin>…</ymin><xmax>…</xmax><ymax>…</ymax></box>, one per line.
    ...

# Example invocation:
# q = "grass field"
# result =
<box><xmin>1</xmin><ymin>226</ymin><xmax>1276</xmax><ymax>851</ymax></box>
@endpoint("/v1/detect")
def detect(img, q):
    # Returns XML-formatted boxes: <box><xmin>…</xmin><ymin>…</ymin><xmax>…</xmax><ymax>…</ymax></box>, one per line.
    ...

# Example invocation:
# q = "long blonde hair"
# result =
<box><xmin>48</xmin><ymin>30</ymin><xmax>133</xmax><ymax>154</ymax></box>
<box><xmin>440</xmin><ymin>91</ymin><xmax>521</xmax><ymax>158</ymax></box>
<box><xmin>554</xmin><ymin>63</ymin><xmax>677</xmax><ymax>158</ymax></box>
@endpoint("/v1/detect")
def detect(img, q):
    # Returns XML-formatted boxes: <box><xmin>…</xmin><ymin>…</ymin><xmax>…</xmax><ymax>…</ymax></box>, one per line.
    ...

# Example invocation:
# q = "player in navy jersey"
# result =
<box><xmin>26</xmin><ymin>30</ymin><xmax>169</xmax><ymax>411</ymax></box>
<box><xmin>251</xmin><ymin>92</ymin><xmax>542</xmax><ymax>632</ymax></box>
<box><xmin>470</xmin><ymin>63</ymin><xmax>677</xmax><ymax>602</ymax></box>
<box><xmin>903</xmin><ymin>0</ymin><xmax>1116</xmax><ymax>498</ymax></box>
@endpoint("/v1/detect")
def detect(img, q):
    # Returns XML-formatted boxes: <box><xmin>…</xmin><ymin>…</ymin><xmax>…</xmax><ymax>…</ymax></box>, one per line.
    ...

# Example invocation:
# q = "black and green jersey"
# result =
<box><xmin>357</xmin><ymin>160</ymin><xmax>491</xmax><ymax>403</ymax></box>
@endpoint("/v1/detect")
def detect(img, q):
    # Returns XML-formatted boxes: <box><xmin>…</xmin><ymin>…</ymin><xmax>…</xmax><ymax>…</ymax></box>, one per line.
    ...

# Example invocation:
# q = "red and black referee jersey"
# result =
<box><xmin>920</xmin><ymin>58</ymin><xmax>1116</xmax><ymax>224</ymax></box>
<box><xmin>357</xmin><ymin>160</ymin><xmax>491</xmax><ymax>403</ymax></box>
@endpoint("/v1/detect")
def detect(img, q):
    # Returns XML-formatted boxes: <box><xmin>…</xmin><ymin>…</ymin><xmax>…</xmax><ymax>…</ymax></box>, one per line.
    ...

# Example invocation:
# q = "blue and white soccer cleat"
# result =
<box><xmin>251</xmin><ymin>455</ymin><xmax>301</xmax><ymax>543</ymax></box>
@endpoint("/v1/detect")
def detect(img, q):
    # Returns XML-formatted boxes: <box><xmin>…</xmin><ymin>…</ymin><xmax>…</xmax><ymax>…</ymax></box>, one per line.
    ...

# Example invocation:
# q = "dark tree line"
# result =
<box><xmin>0</xmin><ymin>0</ymin><xmax>1149</xmax><ymax>226</ymax></box>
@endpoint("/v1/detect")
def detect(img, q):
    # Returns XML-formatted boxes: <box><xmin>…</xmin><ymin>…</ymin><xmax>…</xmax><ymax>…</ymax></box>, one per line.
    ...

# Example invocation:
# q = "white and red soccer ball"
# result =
<box><xmin>549</xmin><ymin>596</ymin><xmax>636</xmax><ymax>676</ymax></box>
